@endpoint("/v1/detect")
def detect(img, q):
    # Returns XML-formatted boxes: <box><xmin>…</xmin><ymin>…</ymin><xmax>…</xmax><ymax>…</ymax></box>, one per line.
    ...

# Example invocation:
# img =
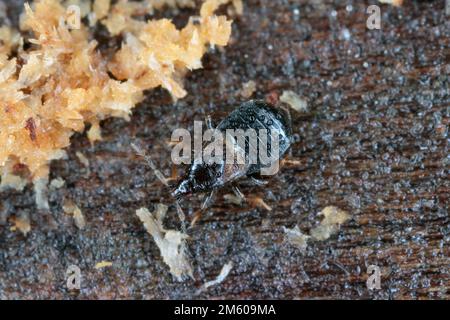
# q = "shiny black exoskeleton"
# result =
<box><xmin>172</xmin><ymin>100</ymin><xmax>292</xmax><ymax>198</ymax></box>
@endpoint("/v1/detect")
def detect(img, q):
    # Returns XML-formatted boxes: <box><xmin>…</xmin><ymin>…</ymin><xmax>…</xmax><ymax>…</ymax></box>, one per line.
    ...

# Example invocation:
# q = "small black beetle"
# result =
<box><xmin>172</xmin><ymin>100</ymin><xmax>292</xmax><ymax>198</ymax></box>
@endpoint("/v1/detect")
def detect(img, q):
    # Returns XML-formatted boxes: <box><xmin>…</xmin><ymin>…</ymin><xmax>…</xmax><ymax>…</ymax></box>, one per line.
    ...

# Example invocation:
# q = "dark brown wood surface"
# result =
<box><xmin>0</xmin><ymin>0</ymin><xmax>449</xmax><ymax>299</ymax></box>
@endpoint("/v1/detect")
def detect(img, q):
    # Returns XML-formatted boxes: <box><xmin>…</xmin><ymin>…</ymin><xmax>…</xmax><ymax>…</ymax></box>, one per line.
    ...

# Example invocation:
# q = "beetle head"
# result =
<box><xmin>172</xmin><ymin>162</ymin><xmax>222</xmax><ymax>199</ymax></box>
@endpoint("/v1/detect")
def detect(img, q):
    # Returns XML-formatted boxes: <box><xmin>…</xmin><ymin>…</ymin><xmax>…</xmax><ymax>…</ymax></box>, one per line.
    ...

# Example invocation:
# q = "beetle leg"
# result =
<box><xmin>175</xmin><ymin>201</ymin><xmax>187</xmax><ymax>233</ymax></box>
<box><xmin>131</xmin><ymin>143</ymin><xmax>169</xmax><ymax>187</ymax></box>
<box><xmin>191</xmin><ymin>190</ymin><xmax>215</xmax><ymax>227</ymax></box>
<box><xmin>250</xmin><ymin>176</ymin><xmax>268</xmax><ymax>186</ymax></box>
<box><xmin>205</xmin><ymin>115</ymin><xmax>213</xmax><ymax>130</ymax></box>
<box><xmin>232</xmin><ymin>186</ymin><xmax>246</xmax><ymax>203</ymax></box>
<box><xmin>201</xmin><ymin>190</ymin><xmax>215</xmax><ymax>210</ymax></box>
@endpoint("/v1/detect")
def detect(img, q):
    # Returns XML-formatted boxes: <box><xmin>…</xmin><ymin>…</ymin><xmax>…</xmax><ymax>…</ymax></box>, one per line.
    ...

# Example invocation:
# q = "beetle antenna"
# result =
<box><xmin>131</xmin><ymin>143</ymin><xmax>169</xmax><ymax>187</ymax></box>
<box><xmin>175</xmin><ymin>200</ymin><xmax>187</xmax><ymax>232</ymax></box>
<box><xmin>132</xmin><ymin>142</ymin><xmax>187</xmax><ymax>231</ymax></box>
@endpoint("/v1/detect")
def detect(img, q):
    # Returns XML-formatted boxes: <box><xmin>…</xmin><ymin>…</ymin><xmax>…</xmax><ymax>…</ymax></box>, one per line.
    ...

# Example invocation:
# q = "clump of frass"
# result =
<box><xmin>136</xmin><ymin>205</ymin><xmax>193</xmax><ymax>281</ymax></box>
<box><xmin>0</xmin><ymin>0</ymin><xmax>234</xmax><ymax>209</ymax></box>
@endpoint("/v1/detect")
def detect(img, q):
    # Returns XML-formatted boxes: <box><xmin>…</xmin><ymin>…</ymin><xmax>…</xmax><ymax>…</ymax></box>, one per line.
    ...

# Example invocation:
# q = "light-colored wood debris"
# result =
<box><xmin>0</xmin><ymin>160</ymin><xmax>27</xmax><ymax>192</ymax></box>
<box><xmin>379</xmin><ymin>0</ymin><xmax>403</xmax><ymax>6</ymax></box>
<box><xmin>34</xmin><ymin>177</ymin><xmax>50</xmax><ymax>210</ymax></box>
<box><xmin>50</xmin><ymin>177</ymin><xmax>65</xmax><ymax>189</ymax></box>
<box><xmin>248</xmin><ymin>196</ymin><xmax>272</xmax><ymax>211</ymax></box>
<box><xmin>223</xmin><ymin>193</ymin><xmax>244</xmax><ymax>205</ymax></box>
<box><xmin>136</xmin><ymin>205</ymin><xmax>193</xmax><ymax>281</ymax></box>
<box><xmin>95</xmin><ymin>261</ymin><xmax>113</xmax><ymax>269</ymax></box>
<box><xmin>240</xmin><ymin>80</ymin><xmax>256</xmax><ymax>98</ymax></box>
<box><xmin>280</xmin><ymin>90</ymin><xmax>308</xmax><ymax>112</ymax></box>
<box><xmin>284</xmin><ymin>206</ymin><xmax>351</xmax><ymax>250</ymax></box>
<box><xmin>63</xmin><ymin>200</ymin><xmax>86</xmax><ymax>229</ymax></box>
<box><xmin>283</xmin><ymin>225</ymin><xmax>310</xmax><ymax>251</ymax></box>
<box><xmin>197</xmin><ymin>261</ymin><xmax>233</xmax><ymax>293</ymax></box>
<box><xmin>310</xmin><ymin>206</ymin><xmax>351</xmax><ymax>241</ymax></box>
<box><xmin>75</xmin><ymin>152</ymin><xmax>90</xmax><ymax>168</ymax></box>
<box><xmin>11</xmin><ymin>213</ymin><xmax>31</xmax><ymax>236</ymax></box>
<box><xmin>233</xmin><ymin>0</ymin><xmax>244</xmax><ymax>14</ymax></box>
